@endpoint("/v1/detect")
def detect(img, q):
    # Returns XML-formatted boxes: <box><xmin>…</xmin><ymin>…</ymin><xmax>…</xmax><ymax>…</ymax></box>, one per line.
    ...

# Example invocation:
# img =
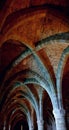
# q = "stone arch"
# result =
<box><xmin>0</xmin><ymin>4</ymin><xmax>69</xmax><ymax>47</ymax></box>
<box><xmin>0</xmin><ymin>33</ymin><xmax>68</xmax><ymax>130</ymax></box>
<box><xmin>6</xmin><ymin>102</ymin><xmax>31</xmax><ymax>130</ymax></box>
<box><xmin>0</xmin><ymin>39</ymin><xmax>57</xmax><ymax>107</ymax></box>
<box><xmin>0</xmin><ymin>75</ymin><xmax>54</xmax><ymax>130</ymax></box>
<box><xmin>1</xmin><ymin>34</ymin><xmax>69</xmax><ymax>90</ymax></box>
<box><xmin>0</xmin><ymin>2</ymin><xmax>69</xmax><ymax>130</ymax></box>
<box><xmin>56</xmin><ymin>46</ymin><xmax>69</xmax><ymax>108</ymax></box>
<box><xmin>2</xmin><ymin>84</ymin><xmax>33</xmax><ymax>130</ymax></box>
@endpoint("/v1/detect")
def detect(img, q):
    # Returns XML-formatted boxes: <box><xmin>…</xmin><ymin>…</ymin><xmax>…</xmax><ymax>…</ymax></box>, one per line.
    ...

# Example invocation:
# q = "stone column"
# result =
<box><xmin>28</xmin><ymin>119</ymin><xmax>34</xmax><ymax>130</ymax></box>
<box><xmin>3</xmin><ymin>120</ymin><xmax>6</xmax><ymax>130</ymax></box>
<box><xmin>21</xmin><ymin>125</ymin><xmax>23</xmax><ymax>130</ymax></box>
<box><xmin>9</xmin><ymin>125</ymin><xmax>11</xmax><ymax>130</ymax></box>
<box><xmin>37</xmin><ymin>119</ymin><xmax>44</xmax><ymax>130</ymax></box>
<box><xmin>38</xmin><ymin>89</ymin><xmax>44</xmax><ymax>130</ymax></box>
<box><xmin>29</xmin><ymin>124</ymin><xmax>34</xmax><ymax>130</ymax></box>
<box><xmin>53</xmin><ymin>108</ymin><xmax>66</xmax><ymax>130</ymax></box>
<box><xmin>30</xmin><ymin>125</ymin><xmax>34</xmax><ymax>130</ymax></box>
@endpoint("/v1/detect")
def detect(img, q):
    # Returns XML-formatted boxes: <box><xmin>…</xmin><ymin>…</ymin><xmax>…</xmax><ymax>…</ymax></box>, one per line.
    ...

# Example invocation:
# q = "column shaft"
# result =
<box><xmin>37</xmin><ymin>120</ymin><xmax>44</xmax><ymax>130</ymax></box>
<box><xmin>53</xmin><ymin>109</ymin><xmax>66</xmax><ymax>130</ymax></box>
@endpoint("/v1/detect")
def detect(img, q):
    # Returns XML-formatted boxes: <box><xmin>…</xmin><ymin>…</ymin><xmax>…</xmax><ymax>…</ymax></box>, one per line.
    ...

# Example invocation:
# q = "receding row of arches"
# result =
<box><xmin>0</xmin><ymin>32</ymin><xmax>69</xmax><ymax>130</ymax></box>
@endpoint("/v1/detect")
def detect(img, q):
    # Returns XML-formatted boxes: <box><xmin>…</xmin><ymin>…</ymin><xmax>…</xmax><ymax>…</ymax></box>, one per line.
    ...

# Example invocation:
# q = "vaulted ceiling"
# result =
<box><xmin>0</xmin><ymin>0</ymin><xmax>69</xmax><ymax>130</ymax></box>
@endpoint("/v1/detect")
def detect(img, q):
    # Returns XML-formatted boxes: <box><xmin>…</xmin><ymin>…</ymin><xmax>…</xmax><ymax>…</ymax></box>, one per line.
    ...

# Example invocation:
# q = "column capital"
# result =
<box><xmin>53</xmin><ymin>108</ymin><xmax>66</xmax><ymax>130</ymax></box>
<box><xmin>53</xmin><ymin>108</ymin><xmax>65</xmax><ymax>118</ymax></box>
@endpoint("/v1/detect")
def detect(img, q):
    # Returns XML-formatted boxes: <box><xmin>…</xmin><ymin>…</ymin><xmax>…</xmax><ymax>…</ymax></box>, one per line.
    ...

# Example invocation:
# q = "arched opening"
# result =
<box><xmin>13</xmin><ymin>119</ymin><xmax>29</xmax><ymax>130</ymax></box>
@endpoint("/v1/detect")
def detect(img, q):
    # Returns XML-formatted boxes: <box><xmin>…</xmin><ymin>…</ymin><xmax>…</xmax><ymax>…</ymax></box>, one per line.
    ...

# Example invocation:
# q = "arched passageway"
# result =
<box><xmin>0</xmin><ymin>1</ymin><xmax>69</xmax><ymax>130</ymax></box>
<box><xmin>13</xmin><ymin>120</ymin><xmax>29</xmax><ymax>130</ymax></box>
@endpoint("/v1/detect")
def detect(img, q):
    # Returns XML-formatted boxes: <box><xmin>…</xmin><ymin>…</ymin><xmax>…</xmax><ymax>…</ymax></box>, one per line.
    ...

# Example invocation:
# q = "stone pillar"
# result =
<box><xmin>38</xmin><ymin>89</ymin><xmax>44</xmax><ymax>130</ymax></box>
<box><xmin>30</xmin><ymin>125</ymin><xmax>34</xmax><ymax>130</ymax></box>
<box><xmin>3</xmin><ymin>120</ymin><xmax>6</xmax><ymax>130</ymax></box>
<box><xmin>28</xmin><ymin>119</ymin><xmax>34</xmax><ymax>130</ymax></box>
<box><xmin>37</xmin><ymin>119</ymin><xmax>44</xmax><ymax>130</ymax></box>
<box><xmin>9</xmin><ymin>125</ymin><xmax>11</xmax><ymax>130</ymax></box>
<box><xmin>21</xmin><ymin>125</ymin><xmax>23</xmax><ymax>130</ymax></box>
<box><xmin>53</xmin><ymin>108</ymin><xmax>66</xmax><ymax>130</ymax></box>
<box><xmin>29</xmin><ymin>124</ymin><xmax>34</xmax><ymax>130</ymax></box>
